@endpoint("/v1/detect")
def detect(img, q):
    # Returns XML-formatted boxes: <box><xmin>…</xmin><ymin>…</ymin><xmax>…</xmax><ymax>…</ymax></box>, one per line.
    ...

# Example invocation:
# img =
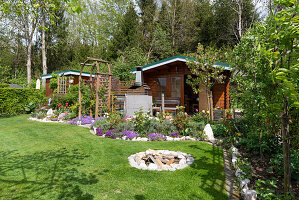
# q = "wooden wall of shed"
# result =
<box><xmin>142</xmin><ymin>61</ymin><xmax>231</xmax><ymax>110</ymax></box>
<box><xmin>143</xmin><ymin>61</ymin><xmax>187</xmax><ymax>106</ymax></box>
<box><xmin>212</xmin><ymin>71</ymin><xmax>230</xmax><ymax>109</ymax></box>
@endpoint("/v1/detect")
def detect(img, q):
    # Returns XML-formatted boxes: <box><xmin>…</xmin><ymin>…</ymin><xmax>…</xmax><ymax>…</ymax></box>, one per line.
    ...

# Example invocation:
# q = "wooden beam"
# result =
<box><xmin>87</xmin><ymin>57</ymin><xmax>109</xmax><ymax>63</ymax></box>
<box><xmin>80</xmin><ymin>63</ymin><xmax>94</xmax><ymax>66</ymax></box>
<box><xmin>107</xmin><ymin>62</ymin><xmax>112</xmax><ymax>112</ymax></box>
<box><xmin>95</xmin><ymin>61</ymin><xmax>100</xmax><ymax>119</ymax></box>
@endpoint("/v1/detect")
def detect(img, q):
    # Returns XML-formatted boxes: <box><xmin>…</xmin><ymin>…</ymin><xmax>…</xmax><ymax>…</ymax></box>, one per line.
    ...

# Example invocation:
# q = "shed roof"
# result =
<box><xmin>41</xmin><ymin>70</ymin><xmax>97</xmax><ymax>79</ymax></box>
<box><xmin>131</xmin><ymin>55</ymin><xmax>230</xmax><ymax>73</ymax></box>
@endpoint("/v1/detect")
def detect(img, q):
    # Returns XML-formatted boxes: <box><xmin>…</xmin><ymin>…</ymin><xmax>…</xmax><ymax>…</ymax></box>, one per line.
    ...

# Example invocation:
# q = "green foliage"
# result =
<box><xmin>133</xmin><ymin>108</ymin><xmax>151</xmax><ymax>136</ymax></box>
<box><xmin>237</xmin><ymin>133</ymin><xmax>281</xmax><ymax>156</ymax></box>
<box><xmin>92</xmin><ymin>118</ymin><xmax>111</xmax><ymax>133</ymax></box>
<box><xmin>0</xmin><ymin>88</ymin><xmax>46</xmax><ymax>116</ymax></box>
<box><xmin>234</xmin><ymin>157</ymin><xmax>253</xmax><ymax>183</ymax></box>
<box><xmin>185</xmin><ymin>121</ymin><xmax>206</xmax><ymax>140</ymax></box>
<box><xmin>173</xmin><ymin>108</ymin><xmax>190</xmax><ymax>136</ymax></box>
<box><xmin>25</xmin><ymin>102</ymin><xmax>38</xmax><ymax>113</ymax></box>
<box><xmin>111</xmin><ymin>47</ymin><xmax>147</xmax><ymax>81</ymax></box>
<box><xmin>269</xmin><ymin>150</ymin><xmax>299</xmax><ymax>182</ymax></box>
<box><xmin>211</xmin><ymin>124</ymin><xmax>228</xmax><ymax>137</ymax></box>
<box><xmin>0</xmin><ymin>83</ymin><xmax>9</xmax><ymax>88</ymax></box>
<box><xmin>143</xmin><ymin>118</ymin><xmax>177</xmax><ymax>136</ymax></box>
<box><xmin>255</xmin><ymin>179</ymin><xmax>282</xmax><ymax>200</ymax></box>
<box><xmin>115</xmin><ymin>120</ymin><xmax>135</xmax><ymax>132</ymax></box>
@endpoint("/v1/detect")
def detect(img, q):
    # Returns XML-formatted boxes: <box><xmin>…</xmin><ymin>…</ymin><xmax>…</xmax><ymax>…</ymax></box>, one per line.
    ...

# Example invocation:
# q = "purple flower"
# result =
<box><xmin>96</xmin><ymin>127</ymin><xmax>104</xmax><ymax>136</ymax></box>
<box><xmin>147</xmin><ymin>133</ymin><xmax>167</xmax><ymax>141</ymax></box>
<box><xmin>105</xmin><ymin>129</ymin><xmax>118</xmax><ymax>139</ymax></box>
<box><xmin>68</xmin><ymin>115</ymin><xmax>94</xmax><ymax>125</ymax></box>
<box><xmin>171</xmin><ymin>132</ymin><xmax>179</xmax><ymax>138</ymax></box>
<box><xmin>120</xmin><ymin>130</ymin><xmax>139</xmax><ymax>140</ymax></box>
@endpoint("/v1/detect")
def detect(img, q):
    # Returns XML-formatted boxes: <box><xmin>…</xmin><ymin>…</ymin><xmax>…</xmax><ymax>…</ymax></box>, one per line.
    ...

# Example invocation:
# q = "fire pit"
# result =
<box><xmin>128</xmin><ymin>149</ymin><xmax>194</xmax><ymax>171</ymax></box>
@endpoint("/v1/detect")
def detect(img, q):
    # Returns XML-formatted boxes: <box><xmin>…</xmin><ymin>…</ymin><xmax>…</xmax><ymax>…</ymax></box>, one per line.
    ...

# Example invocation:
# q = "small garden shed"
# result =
<box><xmin>41</xmin><ymin>70</ymin><xmax>120</xmax><ymax>97</ymax></box>
<box><xmin>131</xmin><ymin>55</ymin><xmax>231</xmax><ymax>113</ymax></box>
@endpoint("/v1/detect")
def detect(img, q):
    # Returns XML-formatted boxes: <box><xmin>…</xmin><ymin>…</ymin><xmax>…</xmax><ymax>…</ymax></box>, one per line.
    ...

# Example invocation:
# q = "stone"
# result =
<box><xmin>240</xmin><ymin>179</ymin><xmax>250</xmax><ymax>189</ymax></box>
<box><xmin>178</xmin><ymin>154</ymin><xmax>184</xmax><ymax>159</ymax></box>
<box><xmin>161</xmin><ymin>165</ymin><xmax>171</xmax><ymax>170</ymax></box>
<box><xmin>148</xmin><ymin>163</ymin><xmax>158</xmax><ymax>170</ymax></box>
<box><xmin>166</xmin><ymin>136</ymin><xmax>173</xmax><ymax>141</ymax></box>
<box><xmin>166</xmin><ymin>158</ymin><xmax>175</xmax><ymax>165</ymax></box>
<box><xmin>179</xmin><ymin>158</ymin><xmax>186</xmax><ymax>165</ymax></box>
<box><xmin>203</xmin><ymin>124</ymin><xmax>215</xmax><ymax>142</ymax></box>
<box><xmin>235</xmin><ymin>168</ymin><xmax>245</xmax><ymax>178</ymax></box>
<box><xmin>173</xmin><ymin>138</ymin><xmax>180</xmax><ymax>141</ymax></box>
<box><xmin>47</xmin><ymin>108</ymin><xmax>53</xmax><ymax>116</ymax></box>
<box><xmin>139</xmin><ymin>163</ymin><xmax>147</xmax><ymax>169</ymax></box>
<box><xmin>241</xmin><ymin>188</ymin><xmax>257</xmax><ymax>200</ymax></box>
<box><xmin>232</xmin><ymin>156</ymin><xmax>238</xmax><ymax>168</ymax></box>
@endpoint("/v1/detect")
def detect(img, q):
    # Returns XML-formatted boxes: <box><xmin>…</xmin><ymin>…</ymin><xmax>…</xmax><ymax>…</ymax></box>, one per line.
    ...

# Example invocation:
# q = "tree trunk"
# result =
<box><xmin>26</xmin><ymin>39</ymin><xmax>32</xmax><ymax>86</ymax></box>
<box><xmin>209</xmin><ymin>89</ymin><xmax>214</xmax><ymax>121</ymax></box>
<box><xmin>238</xmin><ymin>0</ymin><xmax>243</xmax><ymax>39</ymax></box>
<box><xmin>41</xmin><ymin>7</ymin><xmax>47</xmax><ymax>88</ymax></box>
<box><xmin>282</xmin><ymin>99</ymin><xmax>291</xmax><ymax>195</ymax></box>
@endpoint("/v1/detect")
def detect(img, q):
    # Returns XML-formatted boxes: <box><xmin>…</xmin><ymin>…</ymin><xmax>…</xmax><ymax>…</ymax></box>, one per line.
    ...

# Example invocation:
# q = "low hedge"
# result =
<box><xmin>0</xmin><ymin>88</ymin><xmax>46</xmax><ymax>116</ymax></box>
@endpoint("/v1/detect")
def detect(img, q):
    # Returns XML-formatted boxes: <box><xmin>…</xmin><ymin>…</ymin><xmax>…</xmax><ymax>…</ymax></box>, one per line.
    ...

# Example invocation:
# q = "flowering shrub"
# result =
<box><xmin>134</xmin><ymin>108</ymin><xmax>151</xmax><ymax>135</ymax></box>
<box><xmin>171</xmin><ymin>132</ymin><xmax>179</xmax><ymax>137</ymax></box>
<box><xmin>69</xmin><ymin>115</ymin><xmax>94</xmax><ymax>125</ymax></box>
<box><xmin>91</xmin><ymin>117</ymin><xmax>106</xmax><ymax>128</ymax></box>
<box><xmin>120</xmin><ymin>130</ymin><xmax>139</xmax><ymax>140</ymax></box>
<box><xmin>58</xmin><ymin>112</ymin><xmax>69</xmax><ymax>120</ymax></box>
<box><xmin>96</xmin><ymin>127</ymin><xmax>104</xmax><ymax>136</ymax></box>
<box><xmin>147</xmin><ymin>133</ymin><xmax>167</xmax><ymax>141</ymax></box>
<box><xmin>104</xmin><ymin>129</ymin><xmax>119</xmax><ymax>139</ymax></box>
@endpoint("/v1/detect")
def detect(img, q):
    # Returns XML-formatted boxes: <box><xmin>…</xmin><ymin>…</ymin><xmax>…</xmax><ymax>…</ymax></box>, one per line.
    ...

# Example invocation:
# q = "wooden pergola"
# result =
<box><xmin>78</xmin><ymin>57</ymin><xmax>112</xmax><ymax>120</ymax></box>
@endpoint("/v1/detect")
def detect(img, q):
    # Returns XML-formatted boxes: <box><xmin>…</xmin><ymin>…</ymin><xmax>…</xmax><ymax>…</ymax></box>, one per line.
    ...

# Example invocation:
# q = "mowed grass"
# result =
<box><xmin>0</xmin><ymin>115</ymin><xmax>228</xmax><ymax>200</ymax></box>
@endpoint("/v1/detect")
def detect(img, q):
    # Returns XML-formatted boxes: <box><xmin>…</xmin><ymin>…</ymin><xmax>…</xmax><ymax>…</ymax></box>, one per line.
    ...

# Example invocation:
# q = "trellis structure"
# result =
<box><xmin>78</xmin><ymin>57</ymin><xmax>112</xmax><ymax>120</ymax></box>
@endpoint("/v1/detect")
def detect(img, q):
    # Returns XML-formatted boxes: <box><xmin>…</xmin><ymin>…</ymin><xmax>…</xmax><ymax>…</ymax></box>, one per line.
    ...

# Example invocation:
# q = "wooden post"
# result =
<box><xmin>107</xmin><ymin>63</ymin><xmax>112</xmax><ymax>112</ymax></box>
<box><xmin>89</xmin><ymin>64</ymin><xmax>95</xmax><ymax>117</ymax></box>
<box><xmin>95</xmin><ymin>61</ymin><xmax>100</xmax><ymax>119</ymax></box>
<box><xmin>57</xmin><ymin>77</ymin><xmax>59</xmax><ymax>94</ymax></box>
<box><xmin>78</xmin><ymin>64</ymin><xmax>84</xmax><ymax>121</ymax></box>
<box><xmin>162</xmin><ymin>93</ymin><xmax>165</xmax><ymax>113</ymax></box>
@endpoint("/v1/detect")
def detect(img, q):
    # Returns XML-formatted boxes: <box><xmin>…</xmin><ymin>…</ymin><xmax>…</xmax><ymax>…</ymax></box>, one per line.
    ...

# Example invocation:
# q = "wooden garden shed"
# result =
<box><xmin>131</xmin><ymin>55</ymin><xmax>231</xmax><ymax>113</ymax></box>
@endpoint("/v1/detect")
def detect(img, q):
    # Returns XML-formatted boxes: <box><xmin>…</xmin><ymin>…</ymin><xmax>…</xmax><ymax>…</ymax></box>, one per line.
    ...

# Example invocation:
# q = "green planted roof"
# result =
<box><xmin>131</xmin><ymin>55</ymin><xmax>230</xmax><ymax>72</ymax></box>
<box><xmin>41</xmin><ymin>70</ymin><xmax>97</xmax><ymax>79</ymax></box>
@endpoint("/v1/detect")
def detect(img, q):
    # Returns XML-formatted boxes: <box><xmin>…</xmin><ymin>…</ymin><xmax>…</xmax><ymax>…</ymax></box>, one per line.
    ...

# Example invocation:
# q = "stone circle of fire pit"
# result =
<box><xmin>128</xmin><ymin>149</ymin><xmax>194</xmax><ymax>171</ymax></box>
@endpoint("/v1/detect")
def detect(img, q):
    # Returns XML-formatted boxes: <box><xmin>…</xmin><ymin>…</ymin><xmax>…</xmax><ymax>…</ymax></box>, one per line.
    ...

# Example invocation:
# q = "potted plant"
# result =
<box><xmin>50</xmin><ymin>115</ymin><xmax>58</xmax><ymax>121</ymax></box>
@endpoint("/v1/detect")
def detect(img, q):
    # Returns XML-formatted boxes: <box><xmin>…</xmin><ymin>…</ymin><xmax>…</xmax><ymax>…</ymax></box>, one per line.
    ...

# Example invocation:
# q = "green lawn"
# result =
<box><xmin>0</xmin><ymin>115</ymin><xmax>228</xmax><ymax>200</ymax></box>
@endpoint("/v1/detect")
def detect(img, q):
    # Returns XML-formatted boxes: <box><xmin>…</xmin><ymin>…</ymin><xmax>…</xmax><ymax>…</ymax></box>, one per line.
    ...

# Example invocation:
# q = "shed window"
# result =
<box><xmin>157</xmin><ymin>78</ymin><xmax>166</xmax><ymax>97</ymax></box>
<box><xmin>171</xmin><ymin>77</ymin><xmax>181</xmax><ymax>98</ymax></box>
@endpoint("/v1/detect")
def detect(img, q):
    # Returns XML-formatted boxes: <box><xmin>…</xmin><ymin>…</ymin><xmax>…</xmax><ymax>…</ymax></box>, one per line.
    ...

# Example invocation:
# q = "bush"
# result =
<box><xmin>211</xmin><ymin>124</ymin><xmax>228</xmax><ymax>137</ymax></box>
<box><xmin>236</xmin><ymin>132</ymin><xmax>281</xmax><ymax>156</ymax></box>
<box><xmin>185</xmin><ymin>121</ymin><xmax>206</xmax><ymax>140</ymax></box>
<box><xmin>173</xmin><ymin>109</ymin><xmax>190</xmax><ymax>135</ymax></box>
<box><xmin>0</xmin><ymin>83</ymin><xmax>9</xmax><ymax>88</ymax></box>
<box><xmin>115</xmin><ymin>120</ymin><xmax>135</xmax><ymax>132</ymax></box>
<box><xmin>0</xmin><ymin>88</ymin><xmax>46</xmax><ymax>116</ymax></box>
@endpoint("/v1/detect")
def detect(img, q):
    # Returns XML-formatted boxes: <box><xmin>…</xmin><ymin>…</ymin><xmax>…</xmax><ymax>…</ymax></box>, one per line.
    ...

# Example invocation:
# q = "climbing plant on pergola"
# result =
<box><xmin>78</xmin><ymin>57</ymin><xmax>112</xmax><ymax>120</ymax></box>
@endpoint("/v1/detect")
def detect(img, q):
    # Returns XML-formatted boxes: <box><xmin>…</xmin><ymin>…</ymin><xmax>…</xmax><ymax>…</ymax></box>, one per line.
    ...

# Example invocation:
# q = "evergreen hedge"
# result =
<box><xmin>0</xmin><ymin>88</ymin><xmax>46</xmax><ymax>116</ymax></box>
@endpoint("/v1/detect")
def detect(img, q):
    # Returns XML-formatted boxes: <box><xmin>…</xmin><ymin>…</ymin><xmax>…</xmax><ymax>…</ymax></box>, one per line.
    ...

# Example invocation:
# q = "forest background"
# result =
<box><xmin>0</xmin><ymin>0</ymin><xmax>267</xmax><ymax>86</ymax></box>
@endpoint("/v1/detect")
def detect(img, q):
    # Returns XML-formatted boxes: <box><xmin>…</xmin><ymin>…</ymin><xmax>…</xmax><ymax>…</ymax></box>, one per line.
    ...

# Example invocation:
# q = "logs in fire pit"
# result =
<box><xmin>128</xmin><ymin>149</ymin><xmax>194</xmax><ymax>171</ymax></box>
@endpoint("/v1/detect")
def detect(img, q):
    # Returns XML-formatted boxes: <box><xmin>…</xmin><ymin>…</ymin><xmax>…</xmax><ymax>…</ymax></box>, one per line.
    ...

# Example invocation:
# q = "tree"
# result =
<box><xmin>137</xmin><ymin>0</ymin><xmax>157</xmax><ymax>59</ymax></box>
<box><xmin>1</xmin><ymin>0</ymin><xmax>39</xmax><ymax>85</ymax></box>
<box><xmin>186</xmin><ymin>43</ymin><xmax>225</xmax><ymax>120</ymax></box>
<box><xmin>109</xmin><ymin>2</ymin><xmax>139</xmax><ymax>59</ymax></box>
<box><xmin>230</xmin><ymin>0</ymin><xmax>298</xmax><ymax>195</ymax></box>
